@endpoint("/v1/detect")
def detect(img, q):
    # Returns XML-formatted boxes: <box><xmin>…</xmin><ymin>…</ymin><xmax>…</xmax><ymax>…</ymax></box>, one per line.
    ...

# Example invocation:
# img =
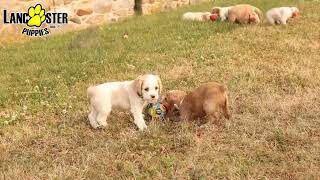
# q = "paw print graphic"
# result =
<box><xmin>27</xmin><ymin>4</ymin><xmax>46</xmax><ymax>27</ymax></box>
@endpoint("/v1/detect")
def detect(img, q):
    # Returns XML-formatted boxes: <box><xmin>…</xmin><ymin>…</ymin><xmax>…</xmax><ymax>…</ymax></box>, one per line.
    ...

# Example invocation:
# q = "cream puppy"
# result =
<box><xmin>182</xmin><ymin>12</ymin><xmax>212</xmax><ymax>21</ymax></box>
<box><xmin>266</xmin><ymin>7</ymin><xmax>299</xmax><ymax>25</ymax></box>
<box><xmin>211</xmin><ymin>6</ymin><xmax>233</xmax><ymax>21</ymax></box>
<box><xmin>87</xmin><ymin>74</ymin><xmax>162</xmax><ymax>130</ymax></box>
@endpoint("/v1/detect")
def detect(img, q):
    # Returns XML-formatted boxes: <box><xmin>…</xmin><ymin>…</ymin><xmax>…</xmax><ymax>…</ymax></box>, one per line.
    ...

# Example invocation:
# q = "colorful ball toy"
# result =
<box><xmin>143</xmin><ymin>100</ymin><xmax>167</xmax><ymax>121</ymax></box>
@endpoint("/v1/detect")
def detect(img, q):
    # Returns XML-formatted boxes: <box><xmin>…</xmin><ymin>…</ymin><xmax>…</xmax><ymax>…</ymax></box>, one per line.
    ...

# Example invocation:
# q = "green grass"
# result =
<box><xmin>1</xmin><ymin>0</ymin><xmax>320</xmax><ymax>179</ymax></box>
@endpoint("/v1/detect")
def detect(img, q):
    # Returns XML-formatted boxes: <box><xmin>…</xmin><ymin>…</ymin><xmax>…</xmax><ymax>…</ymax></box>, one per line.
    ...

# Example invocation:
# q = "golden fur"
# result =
<box><xmin>162</xmin><ymin>82</ymin><xmax>231</xmax><ymax>123</ymax></box>
<box><xmin>228</xmin><ymin>4</ymin><xmax>263</xmax><ymax>24</ymax></box>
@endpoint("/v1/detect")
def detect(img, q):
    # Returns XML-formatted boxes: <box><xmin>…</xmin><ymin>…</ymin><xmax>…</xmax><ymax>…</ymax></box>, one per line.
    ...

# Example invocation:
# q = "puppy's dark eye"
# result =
<box><xmin>144</xmin><ymin>88</ymin><xmax>149</xmax><ymax>91</ymax></box>
<box><xmin>155</xmin><ymin>87</ymin><xmax>158</xmax><ymax>90</ymax></box>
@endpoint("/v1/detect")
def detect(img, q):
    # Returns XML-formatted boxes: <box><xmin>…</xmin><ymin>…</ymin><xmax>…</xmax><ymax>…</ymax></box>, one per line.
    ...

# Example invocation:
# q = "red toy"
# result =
<box><xmin>292</xmin><ymin>11</ymin><xmax>299</xmax><ymax>17</ymax></box>
<box><xmin>210</xmin><ymin>14</ymin><xmax>219</xmax><ymax>22</ymax></box>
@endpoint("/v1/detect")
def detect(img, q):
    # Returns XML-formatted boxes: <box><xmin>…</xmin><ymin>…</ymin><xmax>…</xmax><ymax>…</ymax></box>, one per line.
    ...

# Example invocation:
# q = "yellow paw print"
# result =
<box><xmin>27</xmin><ymin>4</ymin><xmax>46</xmax><ymax>27</ymax></box>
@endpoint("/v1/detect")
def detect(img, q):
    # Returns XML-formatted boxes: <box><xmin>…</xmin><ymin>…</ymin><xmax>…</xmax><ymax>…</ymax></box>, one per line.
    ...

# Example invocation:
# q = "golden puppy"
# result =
<box><xmin>228</xmin><ymin>4</ymin><xmax>263</xmax><ymax>24</ymax></box>
<box><xmin>162</xmin><ymin>82</ymin><xmax>231</xmax><ymax>123</ymax></box>
<box><xmin>162</xmin><ymin>90</ymin><xmax>187</xmax><ymax>118</ymax></box>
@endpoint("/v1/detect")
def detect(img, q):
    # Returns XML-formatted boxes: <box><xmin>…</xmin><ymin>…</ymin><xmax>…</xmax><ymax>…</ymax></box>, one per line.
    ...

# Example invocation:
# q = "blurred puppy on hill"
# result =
<box><xmin>182</xmin><ymin>12</ymin><xmax>212</xmax><ymax>21</ymax></box>
<box><xmin>266</xmin><ymin>7</ymin><xmax>299</xmax><ymax>25</ymax></box>
<box><xmin>162</xmin><ymin>82</ymin><xmax>231</xmax><ymax>124</ymax></box>
<box><xmin>211</xmin><ymin>6</ymin><xmax>233</xmax><ymax>21</ymax></box>
<box><xmin>227</xmin><ymin>4</ymin><xmax>263</xmax><ymax>24</ymax></box>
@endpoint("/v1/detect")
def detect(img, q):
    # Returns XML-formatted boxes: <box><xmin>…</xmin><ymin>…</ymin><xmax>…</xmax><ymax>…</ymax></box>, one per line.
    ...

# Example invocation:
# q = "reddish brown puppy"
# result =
<box><xmin>162</xmin><ymin>82</ymin><xmax>231</xmax><ymax>123</ymax></box>
<box><xmin>162</xmin><ymin>90</ymin><xmax>187</xmax><ymax>118</ymax></box>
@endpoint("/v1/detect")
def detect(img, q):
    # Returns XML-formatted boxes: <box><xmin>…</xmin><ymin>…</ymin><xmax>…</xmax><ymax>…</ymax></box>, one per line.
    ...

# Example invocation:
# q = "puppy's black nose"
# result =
<box><xmin>151</xmin><ymin>95</ymin><xmax>155</xmax><ymax>99</ymax></box>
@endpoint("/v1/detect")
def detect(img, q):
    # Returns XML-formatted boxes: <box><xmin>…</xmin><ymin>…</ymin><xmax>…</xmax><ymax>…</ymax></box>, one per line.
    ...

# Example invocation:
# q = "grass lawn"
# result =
<box><xmin>1</xmin><ymin>0</ymin><xmax>320</xmax><ymax>179</ymax></box>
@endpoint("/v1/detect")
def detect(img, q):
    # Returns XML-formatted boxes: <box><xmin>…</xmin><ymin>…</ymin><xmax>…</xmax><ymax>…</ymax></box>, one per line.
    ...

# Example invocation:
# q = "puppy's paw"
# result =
<box><xmin>90</xmin><ymin>119</ymin><xmax>107</xmax><ymax>129</ymax></box>
<box><xmin>139</xmin><ymin>125</ymin><xmax>148</xmax><ymax>131</ymax></box>
<box><xmin>97</xmin><ymin>120</ymin><xmax>107</xmax><ymax>127</ymax></box>
<box><xmin>89</xmin><ymin>120</ymin><xmax>100</xmax><ymax>129</ymax></box>
<box><xmin>136</xmin><ymin>122</ymin><xmax>147</xmax><ymax>131</ymax></box>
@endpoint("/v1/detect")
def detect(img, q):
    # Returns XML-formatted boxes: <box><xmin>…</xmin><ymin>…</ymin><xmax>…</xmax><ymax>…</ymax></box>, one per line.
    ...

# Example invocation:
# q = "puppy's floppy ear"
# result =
<box><xmin>211</xmin><ymin>7</ymin><xmax>220</xmax><ymax>14</ymax></box>
<box><xmin>156</xmin><ymin>75</ymin><xmax>162</xmax><ymax>94</ymax></box>
<box><xmin>174</xmin><ymin>104</ymin><xmax>180</xmax><ymax>110</ymax></box>
<box><xmin>133</xmin><ymin>75</ymin><xmax>144</xmax><ymax>97</ymax></box>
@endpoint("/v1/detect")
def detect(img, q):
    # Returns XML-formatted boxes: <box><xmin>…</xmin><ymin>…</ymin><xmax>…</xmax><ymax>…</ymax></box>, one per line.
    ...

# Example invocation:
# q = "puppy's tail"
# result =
<box><xmin>222</xmin><ymin>86</ymin><xmax>231</xmax><ymax>119</ymax></box>
<box><xmin>182</xmin><ymin>12</ymin><xmax>191</xmax><ymax>20</ymax></box>
<box><xmin>87</xmin><ymin>86</ymin><xmax>96</xmax><ymax>98</ymax></box>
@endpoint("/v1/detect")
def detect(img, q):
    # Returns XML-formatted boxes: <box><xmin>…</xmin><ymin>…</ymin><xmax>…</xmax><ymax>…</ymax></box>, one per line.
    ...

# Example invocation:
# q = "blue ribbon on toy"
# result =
<box><xmin>143</xmin><ymin>98</ymin><xmax>167</xmax><ymax>121</ymax></box>
<box><xmin>155</xmin><ymin>100</ymin><xmax>166</xmax><ymax>121</ymax></box>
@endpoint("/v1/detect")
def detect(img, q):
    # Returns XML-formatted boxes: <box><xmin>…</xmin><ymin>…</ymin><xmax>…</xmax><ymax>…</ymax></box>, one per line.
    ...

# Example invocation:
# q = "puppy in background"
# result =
<box><xmin>87</xmin><ymin>74</ymin><xmax>162</xmax><ymax>130</ymax></box>
<box><xmin>266</xmin><ymin>7</ymin><xmax>299</xmax><ymax>25</ymax></box>
<box><xmin>228</xmin><ymin>4</ymin><xmax>263</xmax><ymax>24</ymax></box>
<box><xmin>211</xmin><ymin>6</ymin><xmax>233</xmax><ymax>21</ymax></box>
<box><xmin>162</xmin><ymin>82</ymin><xmax>231</xmax><ymax>123</ymax></box>
<box><xmin>182</xmin><ymin>12</ymin><xmax>212</xmax><ymax>21</ymax></box>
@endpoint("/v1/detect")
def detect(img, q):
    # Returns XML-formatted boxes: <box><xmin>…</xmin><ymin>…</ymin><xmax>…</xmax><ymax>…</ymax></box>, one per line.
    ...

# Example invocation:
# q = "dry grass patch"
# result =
<box><xmin>165</xmin><ymin>62</ymin><xmax>194</xmax><ymax>80</ymax></box>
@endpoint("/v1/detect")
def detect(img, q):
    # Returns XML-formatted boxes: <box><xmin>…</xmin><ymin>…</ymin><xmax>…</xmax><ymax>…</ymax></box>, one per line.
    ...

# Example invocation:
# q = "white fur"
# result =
<box><xmin>212</xmin><ymin>6</ymin><xmax>233</xmax><ymax>21</ymax></box>
<box><xmin>182</xmin><ymin>12</ymin><xmax>211</xmax><ymax>21</ymax></box>
<box><xmin>87</xmin><ymin>74</ymin><xmax>162</xmax><ymax>130</ymax></box>
<box><xmin>266</xmin><ymin>7</ymin><xmax>299</xmax><ymax>25</ymax></box>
